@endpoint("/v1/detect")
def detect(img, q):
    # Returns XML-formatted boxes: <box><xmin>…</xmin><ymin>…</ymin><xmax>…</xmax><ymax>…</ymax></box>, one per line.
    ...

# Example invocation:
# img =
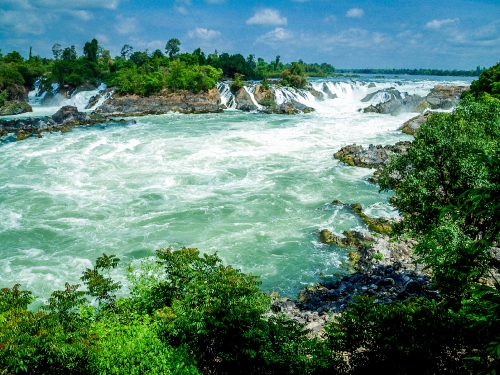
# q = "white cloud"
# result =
<box><xmin>324</xmin><ymin>15</ymin><xmax>337</xmax><ymax>22</ymax></box>
<box><xmin>95</xmin><ymin>34</ymin><xmax>109</xmax><ymax>44</ymax></box>
<box><xmin>34</xmin><ymin>0</ymin><xmax>120</xmax><ymax>10</ymax></box>
<box><xmin>175</xmin><ymin>0</ymin><xmax>191</xmax><ymax>14</ymax></box>
<box><xmin>425</xmin><ymin>18</ymin><xmax>458</xmax><ymax>29</ymax></box>
<box><xmin>346</xmin><ymin>8</ymin><xmax>364</xmax><ymax>18</ymax></box>
<box><xmin>188</xmin><ymin>27</ymin><xmax>221</xmax><ymax>40</ymax></box>
<box><xmin>66</xmin><ymin>10</ymin><xmax>93</xmax><ymax>21</ymax></box>
<box><xmin>324</xmin><ymin>28</ymin><xmax>393</xmax><ymax>49</ymax></box>
<box><xmin>255</xmin><ymin>27</ymin><xmax>293</xmax><ymax>47</ymax></box>
<box><xmin>115</xmin><ymin>15</ymin><xmax>139</xmax><ymax>35</ymax></box>
<box><xmin>0</xmin><ymin>10</ymin><xmax>46</xmax><ymax>34</ymax></box>
<box><xmin>246</xmin><ymin>9</ymin><xmax>287</xmax><ymax>26</ymax></box>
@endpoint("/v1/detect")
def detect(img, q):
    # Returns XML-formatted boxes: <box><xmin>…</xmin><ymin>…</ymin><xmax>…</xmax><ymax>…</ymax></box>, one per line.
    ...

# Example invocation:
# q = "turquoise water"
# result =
<box><xmin>0</xmin><ymin>77</ymin><xmax>472</xmax><ymax>302</ymax></box>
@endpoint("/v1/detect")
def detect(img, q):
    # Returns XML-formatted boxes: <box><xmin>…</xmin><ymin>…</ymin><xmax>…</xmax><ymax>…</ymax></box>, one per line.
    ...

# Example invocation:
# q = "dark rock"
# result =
<box><xmin>399</xmin><ymin>110</ymin><xmax>433</xmax><ymax>136</ymax></box>
<box><xmin>52</xmin><ymin>106</ymin><xmax>90</xmax><ymax>124</ymax></box>
<box><xmin>334</xmin><ymin>141</ymin><xmax>411</xmax><ymax>170</ymax></box>
<box><xmin>0</xmin><ymin>100</ymin><xmax>33</xmax><ymax>116</ymax></box>
<box><xmin>425</xmin><ymin>85</ymin><xmax>469</xmax><ymax>110</ymax></box>
<box><xmin>94</xmin><ymin>88</ymin><xmax>222</xmax><ymax>116</ymax></box>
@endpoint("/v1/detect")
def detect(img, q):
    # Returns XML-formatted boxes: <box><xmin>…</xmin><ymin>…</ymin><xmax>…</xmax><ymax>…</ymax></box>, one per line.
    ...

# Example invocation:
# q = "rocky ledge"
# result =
<box><xmin>0</xmin><ymin>100</ymin><xmax>33</xmax><ymax>116</ymax></box>
<box><xmin>363</xmin><ymin>85</ymin><xmax>469</xmax><ymax>115</ymax></box>
<box><xmin>94</xmin><ymin>87</ymin><xmax>222</xmax><ymax>116</ymax></box>
<box><xmin>233</xmin><ymin>85</ymin><xmax>314</xmax><ymax>114</ymax></box>
<box><xmin>333</xmin><ymin>141</ymin><xmax>411</xmax><ymax>182</ymax></box>
<box><xmin>272</xmin><ymin>261</ymin><xmax>439</xmax><ymax>334</ymax></box>
<box><xmin>0</xmin><ymin>106</ymin><xmax>134</xmax><ymax>141</ymax></box>
<box><xmin>399</xmin><ymin>111</ymin><xmax>433</xmax><ymax>135</ymax></box>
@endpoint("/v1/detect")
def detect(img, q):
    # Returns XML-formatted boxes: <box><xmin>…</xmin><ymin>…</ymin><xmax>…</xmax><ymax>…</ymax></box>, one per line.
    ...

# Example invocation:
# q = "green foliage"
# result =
<box><xmin>280</xmin><ymin>62</ymin><xmax>308</xmax><ymax>89</ymax></box>
<box><xmin>469</xmin><ymin>62</ymin><xmax>500</xmax><ymax>100</ymax></box>
<box><xmin>0</xmin><ymin>285</ymin><xmax>34</xmax><ymax>313</ymax></box>
<box><xmin>165</xmin><ymin>38</ymin><xmax>181</xmax><ymax>59</ymax></box>
<box><xmin>230</xmin><ymin>72</ymin><xmax>245</xmax><ymax>93</ymax></box>
<box><xmin>50</xmin><ymin>58</ymin><xmax>100</xmax><ymax>87</ymax></box>
<box><xmin>83</xmin><ymin>38</ymin><xmax>99</xmax><ymax>63</ymax></box>
<box><xmin>88</xmin><ymin>316</ymin><xmax>200</xmax><ymax>375</ymax></box>
<box><xmin>42</xmin><ymin>283</ymin><xmax>88</xmax><ymax>328</ymax></box>
<box><xmin>0</xmin><ymin>284</ymin><xmax>92</xmax><ymax>375</ymax></box>
<box><xmin>152</xmin><ymin>247</ymin><xmax>269</xmax><ymax>372</ymax></box>
<box><xmin>325</xmin><ymin>297</ymin><xmax>474</xmax><ymax>374</ymax></box>
<box><xmin>81</xmin><ymin>253</ymin><xmax>121</xmax><ymax>309</ymax></box>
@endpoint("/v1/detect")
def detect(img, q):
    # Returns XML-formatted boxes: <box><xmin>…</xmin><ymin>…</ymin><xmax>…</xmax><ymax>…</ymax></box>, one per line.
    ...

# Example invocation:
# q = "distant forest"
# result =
<box><xmin>336</xmin><ymin>67</ymin><xmax>485</xmax><ymax>77</ymax></box>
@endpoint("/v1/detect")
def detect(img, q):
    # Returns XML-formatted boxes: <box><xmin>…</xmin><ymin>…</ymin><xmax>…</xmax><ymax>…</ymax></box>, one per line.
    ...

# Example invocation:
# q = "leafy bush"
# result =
<box><xmin>0</xmin><ymin>285</ymin><xmax>93</xmax><ymax>375</ymax></box>
<box><xmin>88</xmin><ymin>316</ymin><xmax>199</xmax><ymax>375</ymax></box>
<box><xmin>325</xmin><ymin>297</ymin><xmax>474</xmax><ymax>374</ymax></box>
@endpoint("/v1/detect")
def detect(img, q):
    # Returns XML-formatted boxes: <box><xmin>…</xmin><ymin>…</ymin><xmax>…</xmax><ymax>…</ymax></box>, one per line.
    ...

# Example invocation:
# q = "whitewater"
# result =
<box><xmin>0</xmin><ymin>75</ymin><xmax>473</xmax><ymax>303</ymax></box>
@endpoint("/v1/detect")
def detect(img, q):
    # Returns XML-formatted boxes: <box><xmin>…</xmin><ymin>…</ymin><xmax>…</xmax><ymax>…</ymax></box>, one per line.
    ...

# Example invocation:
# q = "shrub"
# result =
<box><xmin>325</xmin><ymin>297</ymin><xmax>474</xmax><ymax>374</ymax></box>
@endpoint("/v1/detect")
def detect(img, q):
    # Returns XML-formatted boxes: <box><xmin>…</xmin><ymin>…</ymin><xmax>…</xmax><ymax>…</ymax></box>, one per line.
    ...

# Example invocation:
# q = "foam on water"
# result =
<box><xmin>0</xmin><ymin>76</ymin><xmax>473</xmax><ymax>301</ymax></box>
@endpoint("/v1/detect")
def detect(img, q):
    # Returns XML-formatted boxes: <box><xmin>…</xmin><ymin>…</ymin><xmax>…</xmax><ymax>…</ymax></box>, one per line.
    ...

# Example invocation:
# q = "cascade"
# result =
<box><xmin>243</xmin><ymin>86</ymin><xmax>264</xmax><ymax>110</ymax></box>
<box><xmin>217</xmin><ymin>82</ymin><xmax>236</xmax><ymax>109</ymax></box>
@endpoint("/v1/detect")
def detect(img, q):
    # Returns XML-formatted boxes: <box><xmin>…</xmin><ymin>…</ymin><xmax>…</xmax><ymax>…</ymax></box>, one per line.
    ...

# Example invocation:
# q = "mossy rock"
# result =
<box><xmin>348</xmin><ymin>251</ymin><xmax>361</xmax><ymax>266</ymax></box>
<box><xmin>364</xmin><ymin>217</ymin><xmax>392</xmax><ymax>235</ymax></box>
<box><xmin>340</xmin><ymin>155</ymin><xmax>355</xmax><ymax>166</ymax></box>
<box><xmin>60</xmin><ymin>125</ymin><xmax>71</xmax><ymax>133</ymax></box>
<box><xmin>16</xmin><ymin>131</ymin><xmax>26</xmax><ymax>141</ymax></box>
<box><xmin>350</xmin><ymin>203</ymin><xmax>363</xmax><ymax>216</ymax></box>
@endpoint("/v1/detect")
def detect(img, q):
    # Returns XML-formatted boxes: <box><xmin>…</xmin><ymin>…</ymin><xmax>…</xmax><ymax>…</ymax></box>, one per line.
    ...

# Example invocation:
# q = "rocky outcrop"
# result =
<box><xmin>363</xmin><ymin>89</ymin><xmax>428</xmax><ymax>115</ymax></box>
<box><xmin>426</xmin><ymin>85</ymin><xmax>469</xmax><ymax>109</ymax></box>
<box><xmin>235</xmin><ymin>87</ymin><xmax>258</xmax><ymax>111</ymax></box>
<box><xmin>273</xmin><ymin>261</ymin><xmax>438</xmax><ymax>327</ymax></box>
<box><xmin>94</xmin><ymin>88</ymin><xmax>222</xmax><ymax>116</ymax></box>
<box><xmin>0</xmin><ymin>106</ymin><xmax>133</xmax><ymax>141</ymax></box>
<box><xmin>0</xmin><ymin>100</ymin><xmax>32</xmax><ymax>116</ymax></box>
<box><xmin>334</xmin><ymin>142</ymin><xmax>411</xmax><ymax>183</ymax></box>
<box><xmin>322</xmin><ymin>83</ymin><xmax>338</xmax><ymax>99</ymax></box>
<box><xmin>334</xmin><ymin>141</ymin><xmax>411</xmax><ymax>169</ymax></box>
<box><xmin>363</xmin><ymin>85</ymin><xmax>469</xmax><ymax>115</ymax></box>
<box><xmin>265</xmin><ymin>100</ymin><xmax>314</xmax><ymax>115</ymax></box>
<box><xmin>399</xmin><ymin>111</ymin><xmax>433</xmax><ymax>135</ymax></box>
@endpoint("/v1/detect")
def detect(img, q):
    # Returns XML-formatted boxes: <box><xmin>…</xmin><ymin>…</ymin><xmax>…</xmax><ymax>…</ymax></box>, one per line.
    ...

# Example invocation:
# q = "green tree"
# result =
<box><xmin>83</xmin><ymin>38</ymin><xmax>99</xmax><ymax>62</ymax></box>
<box><xmin>165</xmin><ymin>38</ymin><xmax>181</xmax><ymax>59</ymax></box>
<box><xmin>52</xmin><ymin>43</ymin><xmax>63</xmax><ymax>60</ymax></box>
<box><xmin>120</xmin><ymin>44</ymin><xmax>133</xmax><ymax>59</ymax></box>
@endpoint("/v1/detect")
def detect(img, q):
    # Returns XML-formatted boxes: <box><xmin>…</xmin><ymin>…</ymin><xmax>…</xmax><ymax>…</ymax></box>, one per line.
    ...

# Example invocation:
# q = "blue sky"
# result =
<box><xmin>0</xmin><ymin>0</ymin><xmax>499</xmax><ymax>69</ymax></box>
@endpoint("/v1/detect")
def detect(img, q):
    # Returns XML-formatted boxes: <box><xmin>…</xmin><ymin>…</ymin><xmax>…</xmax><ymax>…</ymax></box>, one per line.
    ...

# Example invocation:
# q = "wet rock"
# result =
<box><xmin>363</xmin><ymin>92</ymin><xmax>429</xmax><ymax>115</ymax></box>
<box><xmin>425</xmin><ymin>85</ymin><xmax>469</xmax><ymax>110</ymax></box>
<box><xmin>399</xmin><ymin>110</ymin><xmax>433</xmax><ymax>136</ymax></box>
<box><xmin>235</xmin><ymin>87</ymin><xmax>258</xmax><ymax>111</ymax></box>
<box><xmin>0</xmin><ymin>100</ymin><xmax>32</xmax><ymax>116</ymax></box>
<box><xmin>322</xmin><ymin>83</ymin><xmax>338</xmax><ymax>99</ymax></box>
<box><xmin>334</xmin><ymin>141</ymin><xmax>411</xmax><ymax>170</ymax></box>
<box><xmin>0</xmin><ymin>106</ymin><xmax>133</xmax><ymax>141</ymax></box>
<box><xmin>52</xmin><ymin>106</ymin><xmax>90</xmax><ymax>124</ymax></box>
<box><xmin>94</xmin><ymin>87</ymin><xmax>222</xmax><ymax>116</ymax></box>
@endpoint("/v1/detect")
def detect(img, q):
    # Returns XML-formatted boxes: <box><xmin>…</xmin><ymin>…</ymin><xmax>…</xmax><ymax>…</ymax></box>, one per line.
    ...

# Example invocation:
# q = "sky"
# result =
<box><xmin>0</xmin><ymin>0</ymin><xmax>499</xmax><ymax>69</ymax></box>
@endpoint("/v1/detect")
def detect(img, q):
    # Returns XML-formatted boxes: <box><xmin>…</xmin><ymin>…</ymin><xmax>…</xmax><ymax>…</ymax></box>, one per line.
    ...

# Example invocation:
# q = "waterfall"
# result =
<box><xmin>217</xmin><ymin>82</ymin><xmax>236</xmax><ymax>109</ymax></box>
<box><xmin>244</xmin><ymin>86</ymin><xmax>265</xmax><ymax>110</ymax></box>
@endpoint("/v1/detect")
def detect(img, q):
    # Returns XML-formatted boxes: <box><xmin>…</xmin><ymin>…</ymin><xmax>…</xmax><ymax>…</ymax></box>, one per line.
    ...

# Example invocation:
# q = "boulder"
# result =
<box><xmin>0</xmin><ymin>100</ymin><xmax>32</xmax><ymax>116</ymax></box>
<box><xmin>363</xmin><ymin>91</ymin><xmax>429</xmax><ymax>115</ymax></box>
<box><xmin>425</xmin><ymin>85</ymin><xmax>469</xmax><ymax>110</ymax></box>
<box><xmin>94</xmin><ymin>88</ymin><xmax>222</xmax><ymax>116</ymax></box>
<box><xmin>234</xmin><ymin>87</ymin><xmax>258</xmax><ymax>111</ymax></box>
<box><xmin>399</xmin><ymin>110</ymin><xmax>433</xmax><ymax>136</ymax></box>
<box><xmin>334</xmin><ymin>141</ymin><xmax>411</xmax><ymax>169</ymax></box>
<box><xmin>52</xmin><ymin>106</ymin><xmax>90</xmax><ymax>124</ymax></box>
<box><xmin>322</xmin><ymin>83</ymin><xmax>338</xmax><ymax>99</ymax></box>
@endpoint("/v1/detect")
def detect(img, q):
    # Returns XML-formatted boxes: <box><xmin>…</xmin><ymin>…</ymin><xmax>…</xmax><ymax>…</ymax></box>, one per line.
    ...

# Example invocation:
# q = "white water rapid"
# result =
<box><xmin>0</xmin><ymin>75</ymin><xmax>473</xmax><ymax>304</ymax></box>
